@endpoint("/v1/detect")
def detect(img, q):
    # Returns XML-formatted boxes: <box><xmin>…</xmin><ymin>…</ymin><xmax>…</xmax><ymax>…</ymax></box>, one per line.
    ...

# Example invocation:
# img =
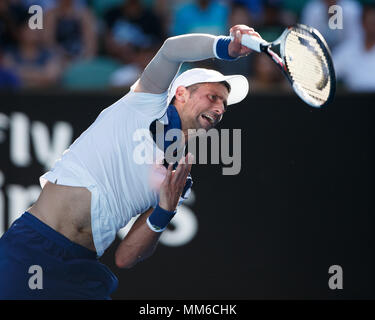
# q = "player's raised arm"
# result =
<box><xmin>133</xmin><ymin>25</ymin><xmax>260</xmax><ymax>94</ymax></box>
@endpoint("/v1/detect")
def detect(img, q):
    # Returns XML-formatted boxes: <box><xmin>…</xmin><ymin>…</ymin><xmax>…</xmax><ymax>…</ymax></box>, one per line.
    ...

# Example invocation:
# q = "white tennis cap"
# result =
<box><xmin>167</xmin><ymin>68</ymin><xmax>249</xmax><ymax>106</ymax></box>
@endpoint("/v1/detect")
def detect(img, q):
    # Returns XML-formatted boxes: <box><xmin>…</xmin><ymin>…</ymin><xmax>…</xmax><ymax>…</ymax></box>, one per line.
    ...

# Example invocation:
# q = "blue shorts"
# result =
<box><xmin>0</xmin><ymin>212</ymin><xmax>118</xmax><ymax>299</ymax></box>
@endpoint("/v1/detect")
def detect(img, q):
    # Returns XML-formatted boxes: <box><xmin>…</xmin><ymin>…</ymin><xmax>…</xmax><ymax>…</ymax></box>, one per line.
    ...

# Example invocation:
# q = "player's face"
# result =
<box><xmin>183</xmin><ymin>82</ymin><xmax>229</xmax><ymax>131</ymax></box>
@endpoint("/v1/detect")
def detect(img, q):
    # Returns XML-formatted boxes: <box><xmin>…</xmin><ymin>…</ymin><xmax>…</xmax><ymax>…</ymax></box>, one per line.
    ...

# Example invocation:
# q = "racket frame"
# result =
<box><xmin>243</xmin><ymin>24</ymin><xmax>336</xmax><ymax>108</ymax></box>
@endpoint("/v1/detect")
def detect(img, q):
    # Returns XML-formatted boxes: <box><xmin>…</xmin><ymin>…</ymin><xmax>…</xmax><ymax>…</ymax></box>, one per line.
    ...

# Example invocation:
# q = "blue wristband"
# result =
<box><xmin>147</xmin><ymin>205</ymin><xmax>176</xmax><ymax>232</ymax></box>
<box><xmin>214</xmin><ymin>36</ymin><xmax>237</xmax><ymax>61</ymax></box>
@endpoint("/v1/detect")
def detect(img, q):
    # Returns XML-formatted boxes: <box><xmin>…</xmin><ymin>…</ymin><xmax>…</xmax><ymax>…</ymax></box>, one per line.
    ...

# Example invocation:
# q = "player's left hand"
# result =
<box><xmin>158</xmin><ymin>153</ymin><xmax>194</xmax><ymax>212</ymax></box>
<box><xmin>228</xmin><ymin>25</ymin><xmax>262</xmax><ymax>58</ymax></box>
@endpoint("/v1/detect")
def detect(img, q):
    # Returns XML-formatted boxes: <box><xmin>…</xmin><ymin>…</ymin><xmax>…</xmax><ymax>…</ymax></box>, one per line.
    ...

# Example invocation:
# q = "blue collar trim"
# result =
<box><xmin>149</xmin><ymin>104</ymin><xmax>193</xmax><ymax>200</ymax></box>
<box><xmin>150</xmin><ymin>104</ymin><xmax>182</xmax><ymax>153</ymax></box>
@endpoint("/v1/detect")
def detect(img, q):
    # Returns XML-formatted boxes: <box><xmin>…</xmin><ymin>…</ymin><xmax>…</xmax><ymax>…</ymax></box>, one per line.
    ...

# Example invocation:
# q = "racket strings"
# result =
<box><xmin>286</xmin><ymin>32</ymin><xmax>329</xmax><ymax>80</ymax></box>
<box><xmin>284</xmin><ymin>29</ymin><xmax>332</xmax><ymax>105</ymax></box>
<box><xmin>286</xmin><ymin>41</ymin><xmax>330</xmax><ymax>97</ymax></box>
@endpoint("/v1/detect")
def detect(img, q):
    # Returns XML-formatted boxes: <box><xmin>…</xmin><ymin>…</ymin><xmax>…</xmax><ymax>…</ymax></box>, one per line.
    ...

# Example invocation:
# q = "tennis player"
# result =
<box><xmin>0</xmin><ymin>24</ymin><xmax>258</xmax><ymax>299</ymax></box>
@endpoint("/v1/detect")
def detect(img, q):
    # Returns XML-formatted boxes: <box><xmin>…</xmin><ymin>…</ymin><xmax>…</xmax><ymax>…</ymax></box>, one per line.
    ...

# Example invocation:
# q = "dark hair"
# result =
<box><xmin>169</xmin><ymin>81</ymin><xmax>230</xmax><ymax>105</ymax></box>
<box><xmin>220</xmin><ymin>80</ymin><xmax>231</xmax><ymax>93</ymax></box>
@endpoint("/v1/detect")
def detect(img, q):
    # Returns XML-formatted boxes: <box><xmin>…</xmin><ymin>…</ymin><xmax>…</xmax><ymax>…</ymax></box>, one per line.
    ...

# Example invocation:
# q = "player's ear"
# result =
<box><xmin>174</xmin><ymin>86</ymin><xmax>189</xmax><ymax>104</ymax></box>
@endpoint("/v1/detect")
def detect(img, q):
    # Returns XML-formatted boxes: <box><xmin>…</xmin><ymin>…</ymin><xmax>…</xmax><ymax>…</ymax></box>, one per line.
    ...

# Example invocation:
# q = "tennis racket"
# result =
<box><xmin>234</xmin><ymin>24</ymin><xmax>336</xmax><ymax>108</ymax></box>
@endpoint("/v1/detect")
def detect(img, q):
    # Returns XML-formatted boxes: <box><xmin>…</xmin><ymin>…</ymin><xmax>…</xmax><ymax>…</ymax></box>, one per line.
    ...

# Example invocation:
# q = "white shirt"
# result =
<box><xmin>333</xmin><ymin>37</ymin><xmax>375</xmax><ymax>92</ymax></box>
<box><xmin>40</xmin><ymin>83</ymin><xmax>171</xmax><ymax>256</ymax></box>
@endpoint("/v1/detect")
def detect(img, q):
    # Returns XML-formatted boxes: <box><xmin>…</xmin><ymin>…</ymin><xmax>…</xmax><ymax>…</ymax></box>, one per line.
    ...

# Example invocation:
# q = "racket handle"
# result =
<box><xmin>231</xmin><ymin>34</ymin><xmax>269</xmax><ymax>52</ymax></box>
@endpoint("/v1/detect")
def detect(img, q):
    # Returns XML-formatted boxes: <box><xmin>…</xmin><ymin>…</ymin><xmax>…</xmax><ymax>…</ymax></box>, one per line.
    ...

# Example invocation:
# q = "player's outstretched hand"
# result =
<box><xmin>159</xmin><ymin>153</ymin><xmax>194</xmax><ymax>212</ymax></box>
<box><xmin>228</xmin><ymin>24</ymin><xmax>262</xmax><ymax>58</ymax></box>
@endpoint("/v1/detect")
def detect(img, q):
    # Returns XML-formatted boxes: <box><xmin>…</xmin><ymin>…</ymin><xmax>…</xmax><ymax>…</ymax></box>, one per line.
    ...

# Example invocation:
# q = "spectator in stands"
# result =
<box><xmin>2</xmin><ymin>14</ymin><xmax>62</xmax><ymax>88</ymax></box>
<box><xmin>170</xmin><ymin>0</ymin><xmax>229</xmax><ymax>36</ymax></box>
<box><xmin>230</xmin><ymin>0</ymin><xmax>263</xmax><ymax>24</ymax></box>
<box><xmin>217</xmin><ymin>1</ymin><xmax>253</xmax><ymax>77</ymax></box>
<box><xmin>257</xmin><ymin>0</ymin><xmax>286</xmax><ymax>42</ymax></box>
<box><xmin>333</xmin><ymin>3</ymin><xmax>375</xmax><ymax>92</ymax></box>
<box><xmin>167</xmin><ymin>0</ymin><xmax>230</xmax><ymax>73</ymax></box>
<box><xmin>147</xmin><ymin>0</ymin><xmax>188</xmax><ymax>37</ymax></box>
<box><xmin>44</xmin><ymin>0</ymin><xmax>97</xmax><ymax>63</ymax></box>
<box><xmin>18</xmin><ymin>0</ymin><xmax>57</xmax><ymax>11</ymax></box>
<box><xmin>249</xmin><ymin>53</ymin><xmax>290</xmax><ymax>92</ymax></box>
<box><xmin>19</xmin><ymin>0</ymin><xmax>89</xmax><ymax>12</ymax></box>
<box><xmin>301</xmin><ymin>0</ymin><xmax>362</xmax><ymax>50</ymax></box>
<box><xmin>0</xmin><ymin>0</ymin><xmax>24</xmax><ymax>51</ymax></box>
<box><xmin>104</xmin><ymin>0</ymin><xmax>164</xmax><ymax>66</ymax></box>
<box><xmin>91</xmin><ymin>0</ymin><xmax>138</xmax><ymax>19</ymax></box>
<box><xmin>229</xmin><ymin>1</ymin><xmax>254</xmax><ymax>27</ymax></box>
<box><xmin>282</xmin><ymin>0</ymin><xmax>310</xmax><ymax>21</ymax></box>
<box><xmin>0</xmin><ymin>49</ymin><xmax>20</xmax><ymax>89</ymax></box>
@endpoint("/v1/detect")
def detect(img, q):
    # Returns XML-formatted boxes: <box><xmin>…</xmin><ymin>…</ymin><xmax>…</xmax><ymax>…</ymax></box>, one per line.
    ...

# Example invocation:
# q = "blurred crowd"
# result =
<box><xmin>0</xmin><ymin>0</ymin><xmax>374</xmax><ymax>92</ymax></box>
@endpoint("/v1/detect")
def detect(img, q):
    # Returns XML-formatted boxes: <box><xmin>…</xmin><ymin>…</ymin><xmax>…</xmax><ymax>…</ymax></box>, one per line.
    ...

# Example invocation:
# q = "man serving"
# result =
<box><xmin>0</xmin><ymin>24</ymin><xmax>259</xmax><ymax>299</ymax></box>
